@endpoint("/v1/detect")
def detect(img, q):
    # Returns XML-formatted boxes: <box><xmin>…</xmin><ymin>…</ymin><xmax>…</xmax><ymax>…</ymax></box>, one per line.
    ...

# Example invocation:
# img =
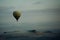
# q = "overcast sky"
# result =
<box><xmin>0</xmin><ymin>0</ymin><xmax>60</xmax><ymax>25</ymax></box>
<box><xmin>0</xmin><ymin>0</ymin><xmax>60</xmax><ymax>10</ymax></box>
<box><xmin>0</xmin><ymin>0</ymin><xmax>60</xmax><ymax>33</ymax></box>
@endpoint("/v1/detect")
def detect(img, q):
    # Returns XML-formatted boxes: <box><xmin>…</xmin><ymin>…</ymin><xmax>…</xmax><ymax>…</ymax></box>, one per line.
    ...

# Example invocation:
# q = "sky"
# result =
<box><xmin>0</xmin><ymin>0</ymin><xmax>60</xmax><ymax>10</ymax></box>
<box><xmin>0</xmin><ymin>0</ymin><xmax>60</xmax><ymax>33</ymax></box>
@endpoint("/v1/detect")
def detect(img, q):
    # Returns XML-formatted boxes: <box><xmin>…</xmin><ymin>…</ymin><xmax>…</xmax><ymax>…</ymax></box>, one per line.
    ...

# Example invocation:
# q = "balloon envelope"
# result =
<box><xmin>13</xmin><ymin>11</ymin><xmax>21</xmax><ymax>21</ymax></box>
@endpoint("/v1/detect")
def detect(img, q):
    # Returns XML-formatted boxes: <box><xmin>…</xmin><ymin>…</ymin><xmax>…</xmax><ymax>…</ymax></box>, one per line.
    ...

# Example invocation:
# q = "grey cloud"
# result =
<box><xmin>32</xmin><ymin>1</ymin><xmax>41</xmax><ymax>5</ymax></box>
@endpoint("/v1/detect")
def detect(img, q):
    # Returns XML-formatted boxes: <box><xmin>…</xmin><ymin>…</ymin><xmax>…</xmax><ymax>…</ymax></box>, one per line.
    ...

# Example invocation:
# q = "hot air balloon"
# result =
<box><xmin>13</xmin><ymin>11</ymin><xmax>21</xmax><ymax>21</ymax></box>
